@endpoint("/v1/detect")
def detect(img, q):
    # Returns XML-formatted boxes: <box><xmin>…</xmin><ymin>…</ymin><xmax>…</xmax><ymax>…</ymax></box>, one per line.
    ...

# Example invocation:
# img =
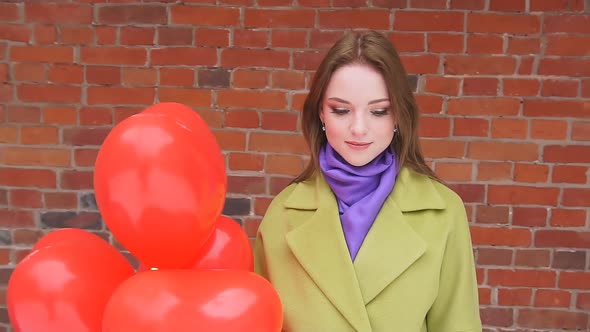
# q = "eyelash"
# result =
<box><xmin>329</xmin><ymin>107</ymin><xmax>390</xmax><ymax>116</ymax></box>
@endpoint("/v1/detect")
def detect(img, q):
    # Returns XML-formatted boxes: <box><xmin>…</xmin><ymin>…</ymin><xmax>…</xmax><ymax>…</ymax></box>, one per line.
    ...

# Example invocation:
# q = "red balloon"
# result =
<box><xmin>32</xmin><ymin>228</ymin><xmax>109</xmax><ymax>252</ymax></box>
<box><xmin>139</xmin><ymin>216</ymin><xmax>253</xmax><ymax>272</ymax></box>
<box><xmin>102</xmin><ymin>269</ymin><xmax>283</xmax><ymax>332</ymax></box>
<box><xmin>94</xmin><ymin>111</ymin><xmax>226</xmax><ymax>269</ymax></box>
<box><xmin>7</xmin><ymin>241</ymin><xmax>135</xmax><ymax>332</ymax></box>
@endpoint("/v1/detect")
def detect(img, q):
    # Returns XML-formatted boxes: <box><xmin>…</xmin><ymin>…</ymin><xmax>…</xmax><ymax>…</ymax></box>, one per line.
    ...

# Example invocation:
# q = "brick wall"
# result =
<box><xmin>1</xmin><ymin>0</ymin><xmax>589</xmax><ymax>331</ymax></box>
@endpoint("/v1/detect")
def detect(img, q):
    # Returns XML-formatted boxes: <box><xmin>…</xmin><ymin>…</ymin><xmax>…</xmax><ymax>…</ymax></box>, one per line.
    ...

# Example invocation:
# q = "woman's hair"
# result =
<box><xmin>293</xmin><ymin>30</ymin><xmax>438</xmax><ymax>183</ymax></box>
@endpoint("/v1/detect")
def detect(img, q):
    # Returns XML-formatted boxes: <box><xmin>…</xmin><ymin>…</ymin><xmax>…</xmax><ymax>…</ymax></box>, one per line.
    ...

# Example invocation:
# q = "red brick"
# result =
<box><xmin>310</xmin><ymin>30</ymin><xmax>345</xmax><ymax>49</ymax></box>
<box><xmin>159</xmin><ymin>68</ymin><xmax>195</xmax><ymax>86</ymax></box>
<box><xmin>420</xmin><ymin>140</ymin><xmax>465</xmax><ymax>158</ymax></box>
<box><xmin>371</xmin><ymin>0</ymin><xmax>407</xmax><ymax>7</ymax></box>
<box><xmin>535</xmin><ymin>230</ymin><xmax>590</xmax><ymax>248</ymax></box>
<box><xmin>42</xmin><ymin>106</ymin><xmax>77</xmax><ymax>125</ymax></box>
<box><xmin>514</xmin><ymin>163</ymin><xmax>549</xmax><ymax>183</ymax></box>
<box><xmin>488</xmin><ymin>269</ymin><xmax>556</xmax><ymax>287</ymax></box>
<box><xmin>18</xmin><ymin>85</ymin><xmax>81</xmax><ymax>103</ymax></box>
<box><xmin>79</xmin><ymin>107</ymin><xmax>112</xmax><ymax>126</ymax></box>
<box><xmin>450</xmin><ymin>0</ymin><xmax>485</xmax><ymax>9</ymax></box>
<box><xmin>195</xmin><ymin>28</ymin><xmax>230</xmax><ymax>47</ymax></box>
<box><xmin>25</xmin><ymin>3</ymin><xmax>92</xmax><ymax>24</ymax></box>
<box><xmin>227</xmin><ymin>176</ymin><xmax>267</xmax><ymax>195</ymax></box>
<box><xmin>12</xmin><ymin>63</ymin><xmax>46</xmax><ymax>82</ymax></box>
<box><xmin>48</xmin><ymin>64</ymin><xmax>83</xmax><ymax>84</ymax></box>
<box><xmin>400</xmin><ymin>55</ymin><xmax>440</xmax><ymax>74</ymax></box>
<box><xmin>445</xmin><ymin>56</ymin><xmax>517</xmax><ymax>75</ymax></box>
<box><xmin>449</xmin><ymin>98</ymin><xmax>521</xmax><ymax>116</ymax></box>
<box><xmin>492</xmin><ymin>118</ymin><xmax>528</xmax><ymax>140</ymax></box>
<box><xmin>544</xmin><ymin>145</ymin><xmax>590</xmax><ymax>163</ymax></box>
<box><xmin>151</xmin><ymin>47</ymin><xmax>217</xmax><ymax>66</ymax></box>
<box><xmin>34</xmin><ymin>25</ymin><xmax>60</xmax><ymax>44</ymax></box>
<box><xmin>467</xmin><ymin>13</ymin><xmax>540</xmax><ymax>34</ymax></box>
<box><xmin>477</xmin><ymin>247</ymin><xmax>512</xmax><ymax>266</ymax></box>
<box><xmin>395</xmin><ymin>11</ymin><xmax>463</xmax><ymax>31</ymax></box>
<box><xmin>225</xmin><ymin>110</ymin><xmax>259</xmax><ymax>129</ymax></box>
<box><xmin>21</xmin><ymin>126</ymin><xmax>59</xmax><ymax>145</ymax></box>
<box><xmin>87</xmin><ymin>87</ymin><xmax>154</xmax><ymax>105</ymax></box>
<box><xmin>218</xmin><ymin>90</ymin><xmax>286</xmax><ymax>110</ymax></box>
<box><xmin>480</xmin><ymin>307</ymin><xmax>514</xmax><ymax>327</ymax></box>
<box><xmin>419</xmin><ymin>117</ymin><xmax>450</xmax><ymax>138</ymax></box>
<box><xmin>488</xmin><ymin>185</ymin><xmax>559</xmax><ymax>205</ymax></box>
<box><xmin>81</xmin><ymin>47</ymin><xmax>146</xmax><ymax>65</ymax></box>
<box><xmin>222</xmin><ymin>49</ymin><xmax>289</xmax><ymax>68</ymax></box>
<box><xmin>542</xmin><ymin>79</ymin><xmax>579</xmax><ymax>97</ymax></box>
<box><xmin>463</xmin><ymin>77</ymin><xmax>498</xmax><ymax>96</ymax></box>
<box><xmin>261</xmin><ymin>112</ymin><xmax>298</xmax><ymax>131</ymax></box>
<box><xmin>0</xmin><ymin>168</ymin><xmax>56</xmax><ymax>188</ymax></box>
<box><xmin>546</xmin><ymin>36</ymin><xmax>590</xmax><ymax>56</ymax></box>
<box><xmin>518</xmin><ymin>56</ymin><xmax>535</xmax><ymax>75</ymax></box>
<box><xmin>0</xmin><ymin>3</ymin><xmax>20</xmax><ymax>21</ymax></box>
<box><xmin>74</xmin><ymin>148</ymin><xmax>99</xmax><ymax>167</ymax></box>
<box><xmin>293</xmin><ymin>50</ymin><xmax>327</xmax><ymax>70</ymax></box>
<box><xmin>97</xmin><ymin>5</ymin><xmax>166</xmax><ymax>24</ymax></box>
<box><xmin>514</xmin><ymin>249</ymin><xmax>551</xmax><ymax>267</ymax></box>
<box><xmin>468</xmin><ymin>141</ymin><xmax>538</xmax><ymax>161</ymax></box>
<box><xmin>6</xmin><ymin>106</ymin><xmax>40</xmax><ymax>123</ymax></box>
<box><xmin>270</xmin><ymin>176</ymin><xmax>292</xmax><ymax>195</ymax></box>
<box><xmin>507</xmin><ymin>37</ymin><xmax>541</xmax><ymax>54</ymax></box>
<box><xmin>9</xmin><ymin>189</ymin><xmax>43</xmax><ymax>208</ymax></box>
<box><xmin>272</xmin><ymin>30</ymin><xmax>307</xmax><ymax>48</ymax></box>
<box><xmin>212</xmin><ymin>130</ymin><xmax>247</xmax><ymax>151</ymax></box>
<box><xmin>271</xmin><ymin>71</ymin><xmax>306</xmax><ymax>90</ymax></box>
<box><xmin>0</xmin><ymin>127</ymin><xmax>18</xmax><ymax>144</ymax></box>
<box><xmin>95</xmin><ymin>26</ymin><xmax>117</xmax><ymax>45</ymax></box>
<box><xmin>86</xmin><ymin>66</ymin><xmax>121</xmax><ymax>85</ymax></box>
<box><xmin>62</xmin><ymin>128</ymin><xmax>110</xmax><ymax>146</ymax></box>
<box><xmin>577</xmin><ymin>293</ymin><xmax>590</xmax><ymax>310</ymax></box>
<box><xmin>228</xmin><ymin>153</ymin><xmax>264</xmax><ymax>172</ymax></box>
<box><xmin>120</xmin><ymin>27</ymin><xmax>156</xmax><ymax>46</ymax></box>
<box><xmin>475</xmin><ymin>205</ymin><xmax>509</xmax><ymax>224</ymax></box>
<box><xmin>427</xmin><ymin>33</ymin><xmax>464</xmax><ymax>54</ymax></box>
<box><xmin>552</xmin><ymin>165</ymin><xmax>588</xmax><ymax>184</ymax></box>
<box><xmin>489</xmin><ymin>0</ymin><xmax>526</xmax><ymax>11</ymax></box>
<box><xmin>232</xmin><ymin>69</ymin><xmax>269</xmax><ymax>89</ymax></box>
<box><xmin>424</xmin><ymin>76</ymin><xmax>461</xmax><ymax>96</ymax></box>
<box><xmin>11</xmin><ymin>46</ymin><xmax>73</xmax><ymax>63</ymax></box>
<box><xmin>467</xmin><ymin>35</ymin><xmax>503</xmax><ymax>54</ymax></box>
<box><xmin>562</xmin><ymin>188</ymin><xmax>590</xmax><ymax>207</ymax></box>
<box><xmin>471</xmin><ymin>226</ymin><xmax>532</xmax><ymax>247</ymax></box>
<box><xmin>409</xmin><ymin>0</ymin><xmax>447</xmax><ymax>8</ymax></box>
<box><xmin>538</xmin><ymin>58</ymin><xmax>590</xmax><ymax>77</ymax></box>
<box><xmin>249</xmin><ymin>133</ymin><xmax>308</xmax><ymax>154</ymax></box>
<box><xmin>245</xmin><ymin>9</ymin><xmax>314</xmax><ymax>28</ymax></box>
<box><xmin>0</xmin><ymin>209</ymin><xmax>35</xmax><ymax>227</ymax></box>
<box><xmin>157</xmin><ymin>88</ymin><xmax>210</xmax><ymax>108</ymax></box>
<box><xmin>60</xmin><ymin>26</ymin><xmax>94</xmax><ymax>44</ymax></box>
<box><xmin>518</xmin><ymin>309</ymin><xmax>588</xmax><ymax>329</ymax></box>
<box><xmin>550</xmin><ymin>208</ymin><xmax>586</xmax><ymax>227</ymax></box>
<box><xmin>258</xmin><ymin>0</ymin><xmax>293</xmax><ymax>5</ymax></box>
<box><xmin>498</xmin><ymin>288</ymin><xmax>532</xmax><ymax>306</ymax></box>
<box><xmin>320</xmin><ymin>10</ymin><xmax>390</xmax><ymax>29</ymax></box>
<box><xmin>530</xmin><ymin>120</ymin><xmax>567</xmax><ymax>140</ymax></box>
<box><xmin>530</xmin><ymin>0</ymin><xmax>568</xmax><ymax>11</ymax></box>
<box><xmin>415</xmin><ymin>95</ymin><xmax>443</xmax><ymax>114</ymax></box>
<box><xmin>390</xmin><ymin>33</ymin><xmax>426</xmax><ymax>52</ymax></box>
<box><xmin>0</xmin><ymin>24</ymin><xmax>31</xmax><ymax>43</ymax></box>
<box><xmin>266</xmin><ymin>155</ymin><xmax>304</xmax><ymax>176</ymax></box>
<box><xmin>44</xmin><ymin>192</ymin><xmax>78</xmax><ymax>209</ymax></box>
<box><xmin>122</xmin><ymin>68</ymin><xmax>157</xmax><ymax>86</ymax></box>
<box><xmin>61</xmin><ymin>170</ymin><xmax>93</xmax><ymax>190</ymax></box>
<box><xmin>453</xmin><ymin>118</ymin><xmax>489</xmax><ymax>137</ymax></box>
<box><xmin>513</xmin><ymin>207</ymin><xmax>547</xmax><ymax>227</ymax></box>
<box><xmin>234</xmin><ymin>29</ymin><xmax>268</xmax><ymax>48</ymax></box>
<box><xmin>524</xmin><ymin>100</ymin><xmax>588</xmax><ymax>118</ymax></box>
<box><xmin>170</xmin><ymin>6</ymin><xmax>240</xmax><ymax>26</ymax></box>
<box><xmin>450</xmin><ymin>184</ymin><xmax>485</xmax><ymax>203</ymax></box>
<box><xmin>572</xmin><ymin>121</ymin><xmax>590</xmax><ymax>141</ymax></box>
<box><xmin>544</xmin><ymin>14</ymin><xmax>590</xmax><ymax>33</ymax></box>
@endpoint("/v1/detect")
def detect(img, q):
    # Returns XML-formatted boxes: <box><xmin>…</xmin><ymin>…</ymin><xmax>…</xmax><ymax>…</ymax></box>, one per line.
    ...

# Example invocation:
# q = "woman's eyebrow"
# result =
<box><xmin>326</xmin><ymin>97</ymin><xmax>390</xmax><ymax>105</ymax></box>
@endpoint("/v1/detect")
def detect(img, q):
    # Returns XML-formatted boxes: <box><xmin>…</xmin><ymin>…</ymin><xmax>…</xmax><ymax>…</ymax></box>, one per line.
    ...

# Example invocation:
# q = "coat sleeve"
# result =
<box><xmin>253</xmin><ymin>229</ymin><xmax>269</xmax><ymax>280</ymax></box>
<box><xmin>426</xmin><ymin>197</ymin><xmax>482</xmax><ymax>332</ymax></box>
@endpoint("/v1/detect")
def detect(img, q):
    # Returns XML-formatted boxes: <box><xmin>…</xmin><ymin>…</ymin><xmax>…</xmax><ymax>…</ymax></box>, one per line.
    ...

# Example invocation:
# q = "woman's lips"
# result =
<box><xmin>345</xmin><ymin>141</ymin><xmax>371</xmax><ymax>150</ymax></box>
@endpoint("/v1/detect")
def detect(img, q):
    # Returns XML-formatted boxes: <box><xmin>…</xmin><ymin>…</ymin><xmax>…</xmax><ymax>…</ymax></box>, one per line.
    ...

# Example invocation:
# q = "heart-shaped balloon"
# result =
<box><xmin>102</xmin><ymin>269</ymin><xmax>283</xmax><ymax>332</ymax></box>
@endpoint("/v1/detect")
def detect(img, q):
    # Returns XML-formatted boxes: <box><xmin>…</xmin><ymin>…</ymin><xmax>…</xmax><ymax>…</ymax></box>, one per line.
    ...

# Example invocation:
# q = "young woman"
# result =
<box><xmin>254</xmin><ymin>30</ymin><xmax>482</xmax><ymax>332</ymax></box>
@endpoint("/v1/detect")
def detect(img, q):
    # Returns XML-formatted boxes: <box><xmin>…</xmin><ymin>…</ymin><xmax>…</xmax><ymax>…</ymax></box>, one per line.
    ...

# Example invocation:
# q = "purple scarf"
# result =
<box><xmin>319</xmin><ymin>143</ymin><xmax>398</xmax><ymax>261</ymax></box>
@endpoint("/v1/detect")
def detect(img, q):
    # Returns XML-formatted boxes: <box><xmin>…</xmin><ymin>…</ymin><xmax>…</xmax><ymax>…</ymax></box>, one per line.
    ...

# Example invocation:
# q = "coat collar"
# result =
<box><xmin>283</xmin><ymin>167</ymin><xmax>446</xmax><ymax>332</ymax></box>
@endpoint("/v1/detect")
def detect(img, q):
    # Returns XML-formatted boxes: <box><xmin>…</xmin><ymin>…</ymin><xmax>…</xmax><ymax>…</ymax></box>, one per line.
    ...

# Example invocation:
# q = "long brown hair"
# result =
<box><xmin>293</xmin><ymin>30</ymin><xmax>438</xmax><ymax>183</ymax></box>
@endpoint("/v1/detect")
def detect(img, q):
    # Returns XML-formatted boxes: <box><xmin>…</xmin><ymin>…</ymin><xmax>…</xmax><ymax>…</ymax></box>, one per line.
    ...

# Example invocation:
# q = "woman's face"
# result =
<box><xmin>320</xmin><ymin>64</ymin><xmax>395</xmax><ymax>167</ymax></box>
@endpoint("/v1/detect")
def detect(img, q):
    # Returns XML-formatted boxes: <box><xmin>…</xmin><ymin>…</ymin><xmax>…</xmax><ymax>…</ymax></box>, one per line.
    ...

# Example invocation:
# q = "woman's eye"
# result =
<box><xmin>330</xmin><ymin>107</ymin><xmax>349</xmax><ymax>115</ymax></box>
<box><xmin>371</xmin><ymin>108</ymin><xmax>389</xmax><ymax>116</ymax></box>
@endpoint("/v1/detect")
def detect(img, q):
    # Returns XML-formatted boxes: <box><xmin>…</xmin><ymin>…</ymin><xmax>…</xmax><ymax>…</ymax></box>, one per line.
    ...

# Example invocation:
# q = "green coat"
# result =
<box><xmin>254</xmin><ymin>167</ymin><xmax>482</xmax><ymax>332</ymax></box>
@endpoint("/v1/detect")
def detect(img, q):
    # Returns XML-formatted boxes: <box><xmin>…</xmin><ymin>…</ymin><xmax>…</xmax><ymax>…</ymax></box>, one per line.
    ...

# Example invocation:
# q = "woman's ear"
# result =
<box><xmin>319</xmin><ymin>106</ymin><xmax>325</xmax><ymax>124</ymax></box>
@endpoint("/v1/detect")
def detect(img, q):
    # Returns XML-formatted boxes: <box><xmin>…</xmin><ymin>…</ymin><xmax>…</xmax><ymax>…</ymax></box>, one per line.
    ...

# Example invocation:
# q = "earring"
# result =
<box><xmin>321</xmin><ymin>123</ymin><xmax>326</xmax><ymax>131</ymax></box>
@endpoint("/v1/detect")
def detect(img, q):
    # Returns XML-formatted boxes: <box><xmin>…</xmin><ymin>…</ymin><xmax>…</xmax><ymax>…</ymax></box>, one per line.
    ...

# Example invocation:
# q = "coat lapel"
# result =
<box><xmin>354</xmin><ymin>167</ymin><xmax>446</xmax><ymax>304</ymax></box>
<box><xmin>284</xmin><ymin>176</ymin><xmax>372</xmax><ymax>332</ymax></box>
